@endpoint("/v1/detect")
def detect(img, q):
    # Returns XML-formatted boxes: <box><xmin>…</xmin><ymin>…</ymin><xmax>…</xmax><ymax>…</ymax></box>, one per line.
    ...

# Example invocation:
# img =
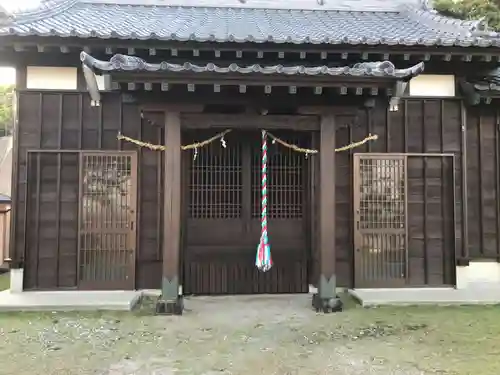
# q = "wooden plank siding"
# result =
<box><xmin>333</xmin><ymin>99</ymin><xmax>462</xmax><ymax>287</ymax></box>
<box><xmin>12</xmin><ymin>91</ymin><xmax>499</xmax><ymax>291</ymax></box>
<box><xmin>14</xmin><ymin>91</ymin><xmax>163</xmax><ymax>289</ymax></box>
<box><xmin>466</xmin><ymin>106</ymin><xmax>500</xmax><ymax>261</ymax></box>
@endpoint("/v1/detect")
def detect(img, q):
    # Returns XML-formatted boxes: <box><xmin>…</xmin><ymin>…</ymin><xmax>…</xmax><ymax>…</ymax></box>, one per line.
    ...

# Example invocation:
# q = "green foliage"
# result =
<box><xmin>434</xmin><ymin>0</ymin><xmax>500</xmax><ymax>30</ymax></box>
<box><xmin>0</xmin><ymin>84</ymin><xmax>13</xmax><ymax>136</ymax></box>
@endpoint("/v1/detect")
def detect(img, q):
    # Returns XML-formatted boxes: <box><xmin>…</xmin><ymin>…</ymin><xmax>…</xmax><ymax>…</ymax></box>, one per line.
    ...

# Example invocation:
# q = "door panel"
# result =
<box><xmin>78</xmin><ymin>152</ymin><xmax>137</xmax><ymax>290</ymax></box>
<box><xmin>185</xmin><ymin>131</ymin><xmax>246</xmax><ymax>248</ymax></box>
<box><xmin>183</xmin><ymin>130</ymin><xmax>310</xmax><ymax>294</ymax></box>
<box><xmin>353</xmin><ymin>154</ymin><xmax>407</xmax><ymax>288</ymax></box>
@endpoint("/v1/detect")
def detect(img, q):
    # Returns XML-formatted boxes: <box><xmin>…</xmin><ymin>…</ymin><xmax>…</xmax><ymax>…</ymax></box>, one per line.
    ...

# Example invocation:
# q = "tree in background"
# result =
<box><xmin>0</xmin><ymin>85</ymin><xmax>13</xmax><ymax>136</ymax></box>
<box><xmin>434</xmin><ymin>0</ymin><xmax>500</xmax><ymax>30</ymax></box>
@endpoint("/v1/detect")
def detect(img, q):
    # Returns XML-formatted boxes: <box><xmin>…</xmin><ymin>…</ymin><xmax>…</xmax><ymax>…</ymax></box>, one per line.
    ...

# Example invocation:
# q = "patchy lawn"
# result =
<box><xmin>0</xmin><ymin>294</ymin><xmax>500</xmax><ymax>375</ymax></box>
<box><xmin>0</xmin><ymin>271</ymin><xmax>8</xmax><ymax>291</ymax></box>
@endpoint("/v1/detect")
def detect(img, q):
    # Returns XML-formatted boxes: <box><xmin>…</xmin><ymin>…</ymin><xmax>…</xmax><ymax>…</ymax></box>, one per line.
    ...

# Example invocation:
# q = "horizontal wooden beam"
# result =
<box><xmin>113</xmin><ymin>83</ymin><xmax>393</xmax><ymax>99</ymax></box>
<box><xmin>0</xmin><ymin>35</ymin><xmax>497</xmax><ymax>59</ymax></box>
<box><xmin>297</xmin><ymin>106</ymin><xmax>360</xmax><ymax>116</ymax></box>
<box><xmin>140</xmin><ymin>103</ymin><xmax>204</xmax><ymax>113</ymax></box>
<box><xmin>14</xmin><ymin>88</ymin><xmax>372</xmax><ymax>108</ymax></box>
<box><xmin>110</xmin><ymin>72</ymin><xmax>395</xmax><ymax>89</ymax></box>
<box><xmin>180</xmin><ymin>114</ymin><xmax>319</xmax><ymax>130</ymax></box>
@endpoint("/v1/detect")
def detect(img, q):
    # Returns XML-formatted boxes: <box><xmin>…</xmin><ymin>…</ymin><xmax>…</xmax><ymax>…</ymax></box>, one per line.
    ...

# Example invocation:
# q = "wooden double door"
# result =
<box><xmin>182</xmin><ymin>130</ymin><xmax>311</xmax><ymax>295</ymax></box>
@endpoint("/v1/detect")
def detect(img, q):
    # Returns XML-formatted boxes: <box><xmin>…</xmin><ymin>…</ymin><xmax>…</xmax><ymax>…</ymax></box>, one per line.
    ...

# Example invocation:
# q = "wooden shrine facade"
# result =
<box><xmin>10</xmin><ymin>85</ymin><xmax>491</xmax><ymax>298</ymax></box>
<box><xmin>5</xmin><ymin>56</ymin><xmax>500</xmax><ymax>308</ymax></box>
<box><xmin>3</xmin><ymin>0</ymin><xmax>500</xmax><ymax>314</ymax></box>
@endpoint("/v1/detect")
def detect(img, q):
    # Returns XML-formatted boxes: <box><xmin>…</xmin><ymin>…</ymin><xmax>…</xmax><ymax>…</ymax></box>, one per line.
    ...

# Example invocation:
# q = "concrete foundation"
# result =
<box><xmin>456</xmin><ymin>261</ymin><xmax>500</xmax><ymax>290</ymax></box>
<box><xmin>0</xmin><ymin>290</ymin><xmax>141</xmax><ymax>312</ymax></box>
<box><xmin>350</xmin><ymin>287</ymin><xmax>500</xmax><ymax>307</ymax></box>
<box><xmin>4</xmin><ymin>262</ymin><xmax>500</xmax><ymax>311</ymax></box>
<box><xmin>351</xmin><ymin>261</ymin><xmax>500</xmax><ymax>306</ymax></box>
<box><xmin>9</xmin><ymin>268</ymin><xmax>23</xmax><ymax>293</ymax></box>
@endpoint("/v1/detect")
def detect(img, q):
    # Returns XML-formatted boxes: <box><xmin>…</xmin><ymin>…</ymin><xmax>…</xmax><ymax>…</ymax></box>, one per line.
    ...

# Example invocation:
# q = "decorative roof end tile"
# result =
<box><xmin>80</xmin><ymin>51</ymin><xmax>425</xmax><ymax>80</ymax></box>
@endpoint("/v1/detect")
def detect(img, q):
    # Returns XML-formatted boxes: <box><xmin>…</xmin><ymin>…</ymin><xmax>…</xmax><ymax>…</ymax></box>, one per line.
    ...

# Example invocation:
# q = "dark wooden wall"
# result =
<box><xmin>334</xmin><ymin>99</ymin><xmax>463</xmax><ymax>287</ymax></box>
<box><xmin>12</xmin><ymin>91</ymin><xmax>497</xmax><ymax>290</ymax></box>
<box><xmin>466</xmin><ymin>105</ymin><xmax>500</xmax><ymax>261</ymax></box>
<box><xmin>14</xmin><ymin>91</ymin><xmax>163</xmax><ymax>289</ymax></box>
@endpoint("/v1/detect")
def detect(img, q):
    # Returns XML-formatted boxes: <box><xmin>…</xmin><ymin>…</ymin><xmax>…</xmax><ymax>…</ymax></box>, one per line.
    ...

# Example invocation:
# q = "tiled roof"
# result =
<box><xmin>1</xmin><ymin>0</ymin><xmax>500</xmax><ymax>47</ymax></box>
<box><xmin>459</xmin><ymin>69</ymin><xmax>500</xmax><ymax>105</ymax></box>
<box><xmin>458</xmin><ymin>68</ymin><xmax>500</xmax><ymax>105</ymax></box>
<box><xmin>81</xmin><ymin>51</ymin><xmax>425</xmax><ymax>79</ymax></box>
<box><xmin>466</xmin><ymin>69</ymin><xmax>500</xmax><ymax>92</ymax></box>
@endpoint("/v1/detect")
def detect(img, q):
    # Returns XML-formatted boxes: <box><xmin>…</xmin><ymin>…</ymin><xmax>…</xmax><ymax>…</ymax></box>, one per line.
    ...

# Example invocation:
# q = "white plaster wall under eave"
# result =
<box><xmin>409</xmin><ymin>74</ymin><xmax>456</xmax><ymax>97</ymax></box>
<box><xmin>26</xmin><ymin>66</ymin><xmax>107</xmax><ymax>90</ymax></box>
<box><xmin>456</xmin><ymin>262</ymin><xmax>500</xmax><ymax>290</ymax></box>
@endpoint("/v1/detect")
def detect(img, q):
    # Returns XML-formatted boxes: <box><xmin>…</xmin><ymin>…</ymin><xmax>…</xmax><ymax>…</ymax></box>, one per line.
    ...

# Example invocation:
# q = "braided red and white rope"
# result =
<box><xmin>255</xmin><ymin>130</ymin><xmax>273</xmax><ymax>272</ymax></box>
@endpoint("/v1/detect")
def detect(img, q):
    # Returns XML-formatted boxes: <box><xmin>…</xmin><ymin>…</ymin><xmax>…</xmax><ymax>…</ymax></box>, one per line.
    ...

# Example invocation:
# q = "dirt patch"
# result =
<box><xmin>1</xmin><ymin>294</ymin><xmax>500</xmax><ymax>375</ymax></box>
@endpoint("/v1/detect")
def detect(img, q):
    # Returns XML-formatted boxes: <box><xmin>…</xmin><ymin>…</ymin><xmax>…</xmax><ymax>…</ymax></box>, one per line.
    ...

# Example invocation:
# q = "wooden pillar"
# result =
<box><xmin>156</xmin><ymin>110</ymin><xmax>183</xmax><ymax>315</ymax></box>
<box><xmin>313</xmin><ymin>113</ymin><xmax>343</xmax><ymax>312</ymax></box>
<box><xmin>6</xmin><ymin>64</ymin><xmax>26</xmax><ymax>269</ymax></box>
<box><xmin>459</xmin><ymin>101</ymin><xmax>469</xmax><ymax>265</ymax></box>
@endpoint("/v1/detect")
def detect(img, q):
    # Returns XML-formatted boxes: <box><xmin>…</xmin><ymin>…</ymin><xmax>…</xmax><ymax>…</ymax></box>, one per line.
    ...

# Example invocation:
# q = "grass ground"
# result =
<box><xmin>0</xmin><ymin>270</ymin><xmax>9</xmax><ymax>291</ymax></box>
<box><xmin>1</xmin><ymin>293</ymin><xmax>500</xmax><ymax>375</ymax></box>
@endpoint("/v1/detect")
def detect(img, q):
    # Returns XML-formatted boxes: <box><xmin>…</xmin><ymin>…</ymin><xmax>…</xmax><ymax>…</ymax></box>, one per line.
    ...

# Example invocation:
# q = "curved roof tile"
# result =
<box><xmin>81</xmin><ymin>51</ymin><xmax>425</xmax><ymax>79</ymax></box>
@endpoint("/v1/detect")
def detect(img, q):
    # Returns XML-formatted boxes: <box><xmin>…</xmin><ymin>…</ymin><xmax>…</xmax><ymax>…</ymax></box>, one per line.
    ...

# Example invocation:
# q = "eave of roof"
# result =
<box><xmin>0</xmin><ymin>0</ymin><xmax>499</xmax><ymax>47</ymax></box>
<box><xmin>81</xmin><ymin>51</ymin><xmax>425</xmax><ymax>79</ymax></box>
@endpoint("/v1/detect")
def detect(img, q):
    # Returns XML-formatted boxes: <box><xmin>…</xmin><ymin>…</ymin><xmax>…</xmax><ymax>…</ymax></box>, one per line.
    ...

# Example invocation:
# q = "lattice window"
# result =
<box><xmin>355</xmin><ymin>156</ymin><xmax>407</xmax><ymax>286</ymax></box>
<box><xmin>251</xmin><ymin>132</ymin><xmax>306</xmax><ymax>219</ymax></box>
<box><xmin>79</xmin><ymin>153</ymin><xmax>136</xmax><ymax>286</ymax></box>
<box><xmin>359</xmin><ymin>158</ymin><xmax>405</xmax><ymax>230</ymax></box>
<box><xmin>81</xmin><ymin>154</ymin><xmax>133</xmax><ymax>229</ymax></box>
<box><xmin>189</xmin><ymin>138</ymin><xmax>242</xmax><ymax>219</ymax></box>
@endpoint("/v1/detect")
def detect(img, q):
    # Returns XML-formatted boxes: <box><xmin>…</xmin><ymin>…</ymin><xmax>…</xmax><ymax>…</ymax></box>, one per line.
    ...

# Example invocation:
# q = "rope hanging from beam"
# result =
<box><xmin>267</xmin><ymin>131</ymin><xmax>378</xmax><ymax>156</ymax></box>
<box><xmin>116</xmin><ymin>131</ymin><xmax>378</xmax><ymax>156</ymax></box>
<box><xmin>117</xmin><ymin>130</ymin><xmax>231</xmax><ymax>160</ymax></box>
<box><xmin>255</xmin><ymin>129</ymin><xmax>273</xmax><ymax>272</ymax></box>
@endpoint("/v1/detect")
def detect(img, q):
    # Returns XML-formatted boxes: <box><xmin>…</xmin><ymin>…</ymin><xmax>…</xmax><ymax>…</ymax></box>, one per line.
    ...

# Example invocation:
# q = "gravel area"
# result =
<box><xmin>1</xmin><ymin>294</ymin><xmax>500</xmax><ymax>375</ymax></box>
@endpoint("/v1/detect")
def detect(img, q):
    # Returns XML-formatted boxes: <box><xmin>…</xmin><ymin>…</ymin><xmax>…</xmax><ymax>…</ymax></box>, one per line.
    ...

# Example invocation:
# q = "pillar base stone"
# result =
<box><xmin>312</xmin><ymin>274</ymin><xmax>343</xmax><ymax>313</ymax></box>
<box><xmin>312</xmin><ymin>293</ymin><xmax>343</xmax><ymax>313</ymax></box>
<box><xmin>155</xmin><ymin>296</ymin><xmax>184</xmax><ymax>315</ymax></box>
<box><xmin>155</xmin><ymin>276</ymin><xmax>183</xmax><ymax>315</ymax></box>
